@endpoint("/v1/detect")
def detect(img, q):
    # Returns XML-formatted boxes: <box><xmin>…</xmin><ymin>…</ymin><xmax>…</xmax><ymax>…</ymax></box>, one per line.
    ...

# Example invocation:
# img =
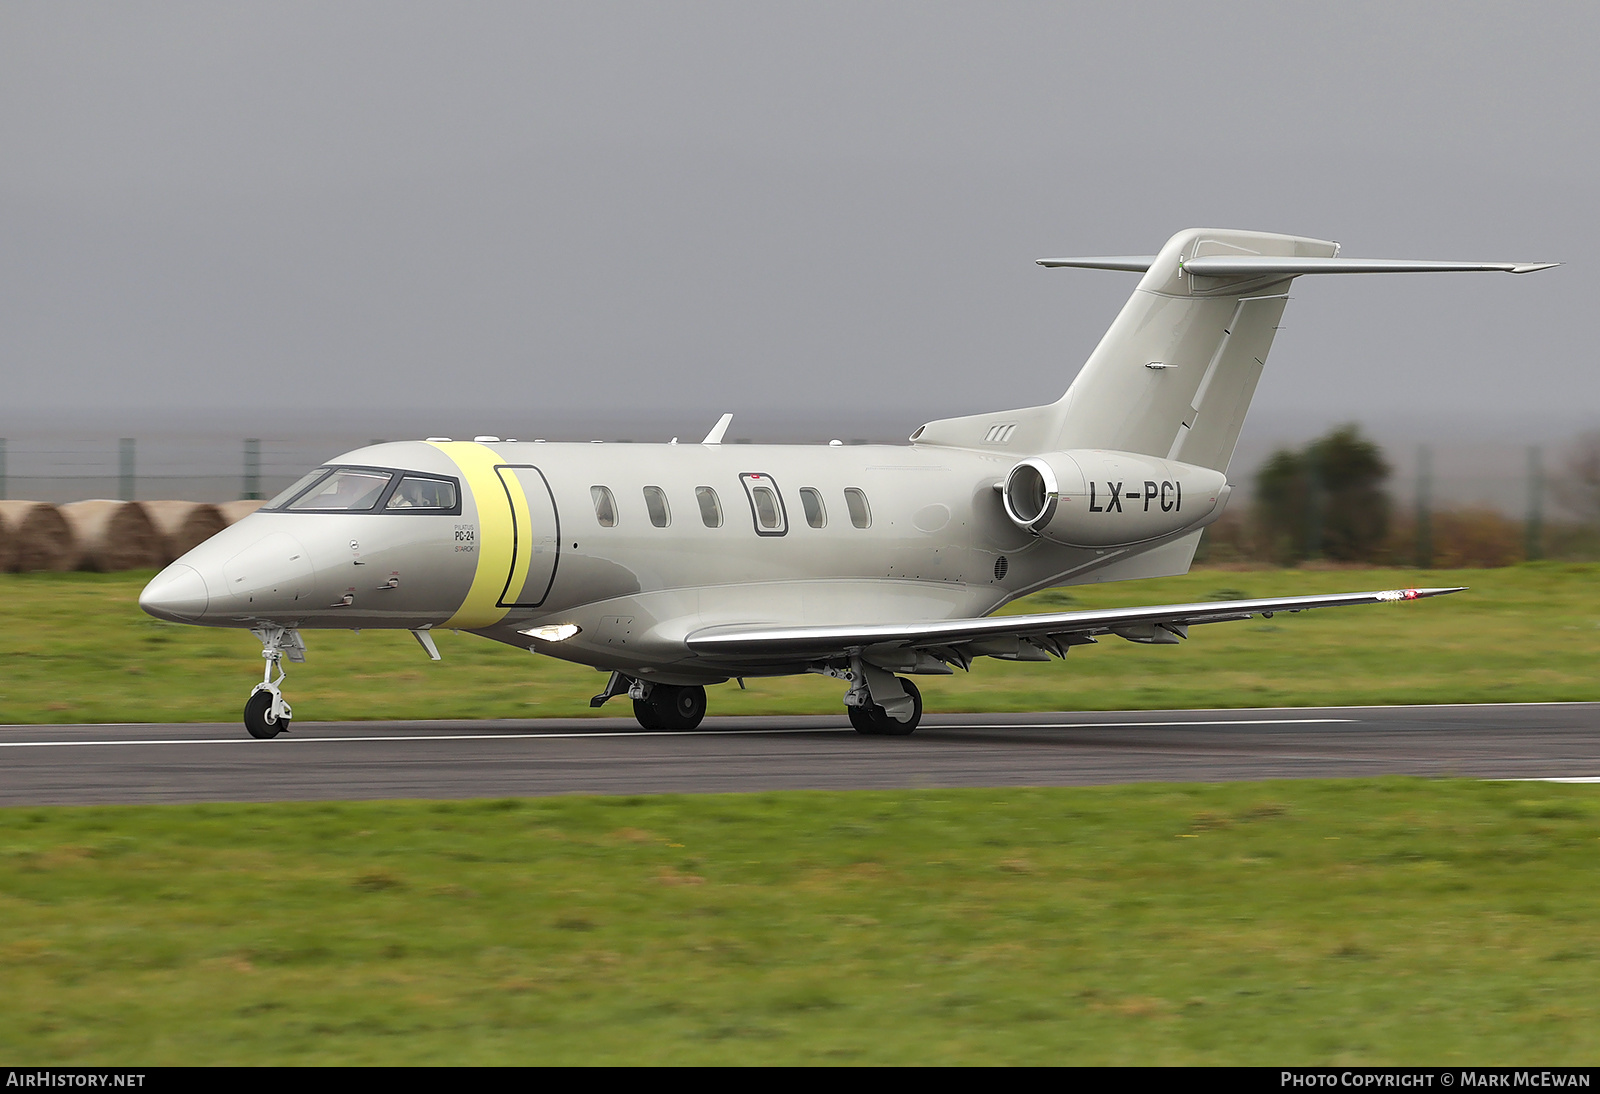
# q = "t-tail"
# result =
<box><xmin>914</xmin><ymin>227</ymin><xmax>1555</xmax><ymax>471</ymax></box>
<box><xmin>910</xmin><ymin>226</ymin><xmax>1555</xmax><ymax>580</ymax></box>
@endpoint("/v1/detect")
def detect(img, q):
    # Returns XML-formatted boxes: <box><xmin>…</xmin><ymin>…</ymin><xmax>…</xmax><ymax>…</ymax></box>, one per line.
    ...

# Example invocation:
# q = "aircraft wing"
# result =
<box><xmin>685</xmin><ymin>587</ymin><xmax>1464</xmax><ymax>664</ymax></box>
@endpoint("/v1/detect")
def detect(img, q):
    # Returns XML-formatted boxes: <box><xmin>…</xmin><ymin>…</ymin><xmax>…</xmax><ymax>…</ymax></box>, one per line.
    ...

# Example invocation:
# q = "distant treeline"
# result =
<box><xmin>1198</xmin><ymin>425</ymin><xmax>1600</xmax><ymax>567</ymax></box>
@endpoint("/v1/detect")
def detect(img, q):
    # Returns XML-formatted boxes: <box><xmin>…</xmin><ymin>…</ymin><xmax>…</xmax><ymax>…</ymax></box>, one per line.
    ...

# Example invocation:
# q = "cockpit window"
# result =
<box><xmin>386</xmin><ymin>476</ymin><xmax>458</xmax><ymax>510</ymax></box>
<box><xmin>288</xmin><ymin>469</ymin><xmax>394</xmax><ymax>511</ymax></box>
<box><xmin>263</xmin><ymin>468</ymin><xmax>332</xmax><ymax>510</ymax></box>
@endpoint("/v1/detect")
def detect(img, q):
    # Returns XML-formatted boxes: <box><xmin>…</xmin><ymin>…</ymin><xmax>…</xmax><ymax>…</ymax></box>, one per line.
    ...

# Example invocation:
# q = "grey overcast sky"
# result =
<box><xmin>2</xmin><ymin>1</ymin><xmax>1596</xmax><ymax>446</ymax></box>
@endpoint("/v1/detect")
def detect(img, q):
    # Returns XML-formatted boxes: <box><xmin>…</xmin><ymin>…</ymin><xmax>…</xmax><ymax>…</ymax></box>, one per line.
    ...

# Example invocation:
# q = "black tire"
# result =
<box><xmin>243</xmin><ymin>689</ymin><xmax>288</xmax><ymax>739</ymax></box>
<box><xmin>648</xmin><ymin>684</ymin><xmax>708</xmax><ymax>731</ymax></box>
<box><xmin>848</xmin><ymin>702</ymin><xmax>882</xmax><ymax>734</ymax></box>
<box><xmin>632</xmin><ymin>697</ymin><xmax>662</xmax><ymax>730</ymax></box>
<box><xmin>848</xmin><ymin>678</ymin><xmax>922</xmax><ymax>736</ymax></box>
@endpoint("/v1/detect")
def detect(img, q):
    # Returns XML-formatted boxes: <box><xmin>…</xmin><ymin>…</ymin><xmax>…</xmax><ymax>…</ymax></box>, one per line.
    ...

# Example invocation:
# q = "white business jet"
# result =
<box><xmin>140</xmin><ymin>228</ymin><xmax>1555</xmax><ymax>739</ymax></box>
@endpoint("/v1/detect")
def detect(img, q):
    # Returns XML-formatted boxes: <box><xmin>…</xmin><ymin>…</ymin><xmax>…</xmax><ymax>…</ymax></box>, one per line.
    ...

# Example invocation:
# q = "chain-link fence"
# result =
<box><xmin>0</xmin><ymin>436</ymin><xmax>390</xmax><ymax>505</ymax></box>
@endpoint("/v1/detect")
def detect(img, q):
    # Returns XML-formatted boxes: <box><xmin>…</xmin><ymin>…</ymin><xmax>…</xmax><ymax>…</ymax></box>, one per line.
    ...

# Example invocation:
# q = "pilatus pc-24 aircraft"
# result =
<box><xmin>140</xmin><ymin>228</ymin><xmax>1555</xmax><ymax>739</ymax></box>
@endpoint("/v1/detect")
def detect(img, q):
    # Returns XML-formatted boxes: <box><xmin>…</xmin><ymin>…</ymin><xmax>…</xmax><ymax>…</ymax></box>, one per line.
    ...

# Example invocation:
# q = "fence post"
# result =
<box><xmin>1526</xmin><ymin>445</ymin><xmax>1544</xmax><ymax>561</ymax></box>
<box><xmin>243</xmin><ymin>438</ymin><xmax>262</xmax><ymax>500</ymax></box>
<box><xmin>1415</xmin><ymin>445</ymin><xmax>1433</xmax><ymax>569</ymax></box>
<box><xmin>0</xmin><ymin>437</ymin><xmax>6</xmax><ymax>500</ymax></box>
<box><xmin>119</xmin><ymin>438</ymin><xmax>135</xmax><ymax>501</ymax></box>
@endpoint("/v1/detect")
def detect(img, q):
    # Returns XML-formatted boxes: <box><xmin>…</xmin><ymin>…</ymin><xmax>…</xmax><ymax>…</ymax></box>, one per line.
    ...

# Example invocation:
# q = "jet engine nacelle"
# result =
<box><xmin>1001</xmin><ymin>450</ymin><xmax>1230</xmax><ymax>547</ymax></box>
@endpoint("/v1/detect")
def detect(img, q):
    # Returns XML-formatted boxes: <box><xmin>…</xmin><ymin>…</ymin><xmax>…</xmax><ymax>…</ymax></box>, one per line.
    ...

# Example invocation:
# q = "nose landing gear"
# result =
<box><xmin>245</xmin><ymin>626</ymin><xmax>304</xmax><ymax>739</ymax></box>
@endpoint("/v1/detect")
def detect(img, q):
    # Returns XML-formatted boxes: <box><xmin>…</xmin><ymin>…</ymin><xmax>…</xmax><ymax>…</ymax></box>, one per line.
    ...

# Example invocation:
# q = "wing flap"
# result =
<box><xmin>685</xmin><ymin>587</ymin><xmax>1464</xmax><ymax>659</ymax></box>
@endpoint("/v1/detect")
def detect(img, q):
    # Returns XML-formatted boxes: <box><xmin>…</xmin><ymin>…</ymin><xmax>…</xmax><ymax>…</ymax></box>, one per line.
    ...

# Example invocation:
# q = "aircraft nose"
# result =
<box><xmin>140</xmin><ymin>564</ymin><xmax>210</xmax><ymax>622</ymax></box>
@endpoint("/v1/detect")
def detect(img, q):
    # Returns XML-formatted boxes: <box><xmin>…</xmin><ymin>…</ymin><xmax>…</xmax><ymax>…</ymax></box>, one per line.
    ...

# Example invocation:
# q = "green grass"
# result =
<box><xmin>2</xmin><ymin>564</ymin><xmax>1597</xmax><ymax>723</ymax></box>
<box><xmin>2</xmin><ymin>780</ymin><xmax>1597</xmax><ymax>1064</ymax></box>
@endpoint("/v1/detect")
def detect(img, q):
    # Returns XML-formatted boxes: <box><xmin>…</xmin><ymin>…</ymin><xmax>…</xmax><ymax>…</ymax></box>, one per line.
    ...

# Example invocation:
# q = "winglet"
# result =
<box><xmin>702</xmin><ymin>412</ymin><xmax>734</xmax><ymax>445</ymax></box>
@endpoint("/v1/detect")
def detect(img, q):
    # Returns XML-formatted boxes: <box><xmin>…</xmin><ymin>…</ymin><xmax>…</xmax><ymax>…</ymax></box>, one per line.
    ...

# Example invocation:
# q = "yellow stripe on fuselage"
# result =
<box><xmin>429</xmin><ymin>441</ymin><xmax>518</xmax><ymax>629</ymax></box>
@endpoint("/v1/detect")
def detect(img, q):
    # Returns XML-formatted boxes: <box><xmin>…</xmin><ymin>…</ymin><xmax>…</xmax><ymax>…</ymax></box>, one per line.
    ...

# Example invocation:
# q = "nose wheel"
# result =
<box><xmin>244</xmin><ymin>688</ymin><xmax>291</xmax><ymax>739</ymax></box>
<box><xmin>245</xmin><ymin>626</ymin><xmax>303</xmax><ymax>739</ymax></box>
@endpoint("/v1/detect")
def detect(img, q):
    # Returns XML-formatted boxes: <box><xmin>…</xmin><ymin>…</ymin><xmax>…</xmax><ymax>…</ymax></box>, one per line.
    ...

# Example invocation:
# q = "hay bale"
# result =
<box><xmin>142</xmin><ymin>500</ymin><xmax>227</xmax><ymax>563</ymax></box>
<box><xmin>58</xmin><ymin>500</ymin><xmax>162</xmax><ymax>572</ymax></box>
<box><xmin>0</xmin><ymin>512</ymin><xmax>15</xmax><ymax>573</ymax></box>
<box><xmin>0</xmin><ymin>501</ymin><xmax>76</xmax><ymax>572</ymax></box>
<box><xmin>219</xmin><ymin>500</ymin><xmax>266</xmax><ymax>525</ymax></box>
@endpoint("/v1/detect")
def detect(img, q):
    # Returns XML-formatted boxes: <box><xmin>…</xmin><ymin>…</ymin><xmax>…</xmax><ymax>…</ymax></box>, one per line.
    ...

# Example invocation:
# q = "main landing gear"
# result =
<box><xmin>633</xmin><ymin>684</ymin><xmax>707</xmax><ymax>731</ymax></box>
<box><xmin>823</xmin><ymin>656</ymin><xmax>924</xmax><ymax>735</ymax></box>
<box><xmin>591</xmin><ymin>672</ymin><xmax>707</xmax><ymax>731</ymax></box>
<box><xmin>588</xmin><ymin>661</ymin><xmax>925</xmax><ymax>736</ymax></box>
<box><xmin>244</xmin><ymin>626</ymin><xmax>304</xmax><ymax>739</ymax></box>
<box><xmin>848</xmin><ymin>677</ymin><xmax>921</xmax><ymax>736</ymax></box>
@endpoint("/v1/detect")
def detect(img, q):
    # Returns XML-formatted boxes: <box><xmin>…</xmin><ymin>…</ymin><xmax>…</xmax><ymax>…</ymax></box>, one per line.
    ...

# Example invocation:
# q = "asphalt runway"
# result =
<box><xmin>1</xmin><ymin>703</ymin><xmax>1598</xmax><ymax>805</ymax></box>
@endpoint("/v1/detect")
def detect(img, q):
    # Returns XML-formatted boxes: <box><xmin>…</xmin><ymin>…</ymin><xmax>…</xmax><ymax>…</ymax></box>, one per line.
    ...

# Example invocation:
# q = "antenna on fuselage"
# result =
<box><xmin>701</xmin><ymin>413</ymin><xmax>734</xmax><ymax>445</ymax></box>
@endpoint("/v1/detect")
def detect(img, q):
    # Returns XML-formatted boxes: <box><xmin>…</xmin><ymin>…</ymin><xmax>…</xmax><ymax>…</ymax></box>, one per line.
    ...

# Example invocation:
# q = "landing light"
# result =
<box><xmin>521</xmin><ymin>623</ymin><xmax>581</xmax><ymax>642</ymax></box>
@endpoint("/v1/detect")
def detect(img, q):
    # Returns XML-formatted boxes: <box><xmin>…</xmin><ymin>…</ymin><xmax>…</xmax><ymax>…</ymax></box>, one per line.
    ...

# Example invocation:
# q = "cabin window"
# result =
<box><xmin>695</xmin><ymin>487</ymin><xmax>723</xmax><ymax>528</ymax></box>
<box><xmin>386</xmin><ymin>476</ymin><xmax>458</xmax><ymax>510</ymax></box>
<box><xmin>288</xmin><ymin>469</ymin><xmax>393</xmax><ymax>511</ymax></box>
<box><xmin>845</xmin><ymin>487</ymin><xmax>871</xmax><ymax>529</ymax></box>
<box><xmin>799</xmin><ymin>487</ymin><xmax>826</xmax><ymax>528</ymax></box>
<box><xmin>591</xmin><ymin>485</ymin><xmax>618</xmax><ymax>527</ymax></box>
<box><xmin>752</xmin><ymin>487</ymin><xmax>780</xmax><ymax>529</ymax></box>
<box><xmin>643</xmin><ymin>486</ymin><xmax>670</xmax><ymax>528</ymax></box>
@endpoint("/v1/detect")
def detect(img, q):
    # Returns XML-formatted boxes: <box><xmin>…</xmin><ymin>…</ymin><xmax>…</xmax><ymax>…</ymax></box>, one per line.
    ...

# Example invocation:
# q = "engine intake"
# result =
<box><xmin>1001</xmin><ymin>450</ymin><xmax>1230</xmax><ymax>547</ymax></box>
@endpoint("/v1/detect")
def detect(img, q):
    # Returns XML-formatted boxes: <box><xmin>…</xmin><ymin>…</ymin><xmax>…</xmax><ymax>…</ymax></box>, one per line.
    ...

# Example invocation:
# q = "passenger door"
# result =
<box><xmin>495</xmin><ymin>465</ymin><xmax>561</xmax><ymax>607</ymax></box>
<box><xmin>739</xmin><ymin>473</ymin><xmax>788</xmax><ymax>537</ymax></box>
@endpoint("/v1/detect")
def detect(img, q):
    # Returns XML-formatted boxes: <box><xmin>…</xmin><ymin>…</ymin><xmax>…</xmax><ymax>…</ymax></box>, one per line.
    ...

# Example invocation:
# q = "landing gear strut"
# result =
<box><xmin>245</xmin><ymin>626</ymin><xmax>303</xmax><ymax>739</ymax></box>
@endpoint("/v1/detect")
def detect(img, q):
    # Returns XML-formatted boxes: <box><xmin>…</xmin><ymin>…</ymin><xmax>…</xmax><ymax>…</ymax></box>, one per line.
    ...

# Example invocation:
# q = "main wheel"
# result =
<box><xmin>243</xmin><ymin>689</ymin><xmax>289</xmax><ymax>739</ymax></box>
<box><xmin>632</xmin><ymin>697</ymin><xmax>662</xmax><ymax>730</ymax></box>
<box><xmin>646</xmin><ymin>684</ymin><xmax>707</xmax><ymax>731</ymax></box>
<box><xmin>848</xmin><ymin>701</ymin><xmax>881</xmax><ymax>734</ymax></box>
<box><xmin>848</xmin><ymin>678</ymin><xmax>922</xmax><ymax>736</ymax></box>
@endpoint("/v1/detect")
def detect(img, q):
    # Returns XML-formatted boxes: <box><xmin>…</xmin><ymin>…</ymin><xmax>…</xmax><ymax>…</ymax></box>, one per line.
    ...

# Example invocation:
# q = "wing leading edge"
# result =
<box><xmin>685</xmin><ymin>587</ymin><xmax>1465</xmax><ymax>664</ymax></box>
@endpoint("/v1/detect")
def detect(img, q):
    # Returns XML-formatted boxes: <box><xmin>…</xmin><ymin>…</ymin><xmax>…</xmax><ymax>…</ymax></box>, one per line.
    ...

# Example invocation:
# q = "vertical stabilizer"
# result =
<box><xmin>909</xmin><ymin>229</ymin><xmax>1553</xmax><ymax>467</ymax></box>
<box><xmin>1050</xmin><ymin>228</ymin><xmax>1338</xmax><ymax>472</ymax></box>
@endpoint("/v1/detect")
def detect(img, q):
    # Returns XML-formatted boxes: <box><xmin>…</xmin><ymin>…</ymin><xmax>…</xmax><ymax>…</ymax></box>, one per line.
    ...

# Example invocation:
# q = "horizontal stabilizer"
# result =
<box><xmin>687</xmin><ymin>587</ymin><xmax>1464</xmax><ymax>660</ymax></box>
<box><xmin>1182</xmin><ymin>256</ymin><xmax>1559</xmax><ymax>277</ymax></box>
<box><xmin>1035</xmin><ymin>255</ymin><xmax>1156</xmax><ymax>272</ymax></box>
